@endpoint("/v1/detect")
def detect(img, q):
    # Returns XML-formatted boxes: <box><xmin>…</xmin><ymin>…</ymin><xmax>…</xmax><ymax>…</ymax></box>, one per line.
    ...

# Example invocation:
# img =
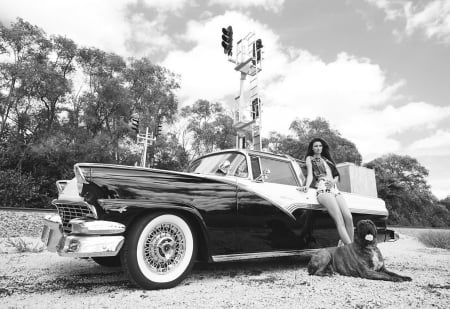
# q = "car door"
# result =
<box><xmin>235</xmin><ymin>155</ymin><xmax>317</xmax><ymax>253</ymax></box>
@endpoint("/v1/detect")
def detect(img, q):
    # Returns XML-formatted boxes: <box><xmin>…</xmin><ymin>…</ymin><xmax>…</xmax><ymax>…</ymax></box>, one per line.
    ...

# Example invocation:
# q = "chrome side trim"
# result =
<box><xmin>98</xmin><ymin>199</ymin><xmax>129</xmax><ymax>213</ymax></box>
<box><xmin>69</xmin><ymin>219</ymin><xmax>125</xmax><ymax>235</ymax></box>
<box><xmin>211</xmin><ymin>249</ymin><xmax>319</xmax><ymax>262</ymax></box>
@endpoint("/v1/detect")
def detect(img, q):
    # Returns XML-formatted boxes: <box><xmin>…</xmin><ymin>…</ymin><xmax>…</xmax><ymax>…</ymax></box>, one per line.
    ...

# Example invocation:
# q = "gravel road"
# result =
<box><xmin>0</xmin><ymin>211</ymin><xmax>449</xmax><ymax>308</ymax></box>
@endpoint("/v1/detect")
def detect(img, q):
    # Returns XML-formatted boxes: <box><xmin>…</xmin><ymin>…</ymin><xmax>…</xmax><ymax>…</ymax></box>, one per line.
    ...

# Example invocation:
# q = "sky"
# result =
<box><xmin>1</xmin><ymin>0</ymin><xmax>449</xmax><ymax>199</ymax></box>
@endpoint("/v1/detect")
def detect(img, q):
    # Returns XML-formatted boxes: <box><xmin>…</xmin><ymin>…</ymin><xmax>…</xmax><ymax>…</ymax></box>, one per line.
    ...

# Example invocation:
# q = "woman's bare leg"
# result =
<box><xmin>336</xmin><ymin>194</ymin><xmax>354</xmax><ymax>242</ymax></box>
<box><xmin>317</xmin><ymin>193</ymin><xmax>352</xmax><ymax>244</ymax></box>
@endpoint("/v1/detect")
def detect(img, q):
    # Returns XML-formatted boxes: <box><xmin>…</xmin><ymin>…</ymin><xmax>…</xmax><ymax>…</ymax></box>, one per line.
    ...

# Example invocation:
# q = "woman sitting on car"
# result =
<box><xmin>299</xmin><ymin>137</ymin><xmax>354</xmax><ymax>245</ymax></box>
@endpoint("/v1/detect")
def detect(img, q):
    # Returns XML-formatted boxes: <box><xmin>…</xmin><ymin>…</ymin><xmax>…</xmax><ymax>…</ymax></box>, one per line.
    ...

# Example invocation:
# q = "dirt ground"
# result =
<box><xmin>1</xmin><ymin>233</ymin><xmax>449</xmax><ymax>309</ymax></box>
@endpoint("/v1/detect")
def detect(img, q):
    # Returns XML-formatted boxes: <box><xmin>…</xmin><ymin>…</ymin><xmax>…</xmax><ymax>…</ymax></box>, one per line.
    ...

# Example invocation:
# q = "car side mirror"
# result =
<box><xmin>217</xmin><ymin>160</ymin><xmax>231</xmax><ymax>175</ymax></box>
<box><xmin>254</xmin><ymin>168</ymin><xmax>270</xmax><ymax>183</ymax></box>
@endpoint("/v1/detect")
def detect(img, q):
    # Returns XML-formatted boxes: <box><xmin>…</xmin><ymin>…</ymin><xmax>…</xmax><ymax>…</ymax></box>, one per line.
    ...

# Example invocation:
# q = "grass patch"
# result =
<box><xmin>417</xmin><ymin>230</ymin><xmax>450</xmax><ymax>250</ymax></box>
<box><xmin>4</xmin><ymin>237</ymin><xmax>45</xmax><ymax>253</ymax></box>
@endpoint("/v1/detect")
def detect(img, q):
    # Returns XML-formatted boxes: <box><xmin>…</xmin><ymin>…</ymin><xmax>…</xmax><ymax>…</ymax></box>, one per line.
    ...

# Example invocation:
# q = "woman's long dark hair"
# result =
<box><xmin>305</xmin><ymin>137</ymin><xmax>336</xmax><ymax>165</ymax></box>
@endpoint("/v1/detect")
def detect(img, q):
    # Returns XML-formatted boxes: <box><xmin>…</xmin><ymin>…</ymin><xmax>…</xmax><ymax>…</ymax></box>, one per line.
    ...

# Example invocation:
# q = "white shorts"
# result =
<box><xmin>316</xmin><ymin>179</ymin><xmax>340</xmax><ymax>196</ymax></box>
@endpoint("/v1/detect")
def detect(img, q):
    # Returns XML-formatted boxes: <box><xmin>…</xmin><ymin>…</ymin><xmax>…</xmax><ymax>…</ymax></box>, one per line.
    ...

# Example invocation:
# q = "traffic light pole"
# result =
<box><xmin>141</xmin><ymin>127</ymin><xmax>149</xmax><ymax>167</ymax></box>
<box><xmin>221</xmin><ymin>26</ymin><xmax>263</xmax><ymax>151</ymax></box>
<box><xmin>236</xmin><ymin>72</ymin><xmax>247</xmax><ymax>148</ymax></box>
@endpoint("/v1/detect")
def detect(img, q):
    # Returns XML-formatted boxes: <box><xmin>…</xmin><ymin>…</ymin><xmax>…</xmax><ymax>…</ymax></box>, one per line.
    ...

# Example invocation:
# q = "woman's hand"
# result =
<box><xmin>325</xmin><ymin>180</ymin><xmax>334</xmax><ymax>189</ymax></box>
<box><xmin>297</xmin><ymin>186</ymin><xmax>308</xmax><ymax>193</ymax></box>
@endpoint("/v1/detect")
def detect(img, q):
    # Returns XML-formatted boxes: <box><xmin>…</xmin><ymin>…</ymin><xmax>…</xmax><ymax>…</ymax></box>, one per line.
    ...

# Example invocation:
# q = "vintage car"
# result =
<box><xmin>41</xmin><ymin>149</ymin><xmax>395</xmax><ymax>289</ymax></box>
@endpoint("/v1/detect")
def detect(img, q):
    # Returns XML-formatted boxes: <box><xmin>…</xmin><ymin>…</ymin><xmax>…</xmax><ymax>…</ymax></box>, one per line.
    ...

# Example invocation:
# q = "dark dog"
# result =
<box><xmin>308</xmin><ymin>219</ymin><xmax>412</xmax><ymax>282</ymax></box>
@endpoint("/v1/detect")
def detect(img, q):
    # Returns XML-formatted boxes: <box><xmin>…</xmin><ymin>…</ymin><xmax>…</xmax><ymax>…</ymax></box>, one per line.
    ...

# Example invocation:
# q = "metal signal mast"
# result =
<box><xmin>221</xmin><ymin>26</ymin><xmax>263</xmax><ymax>150</ymax></box>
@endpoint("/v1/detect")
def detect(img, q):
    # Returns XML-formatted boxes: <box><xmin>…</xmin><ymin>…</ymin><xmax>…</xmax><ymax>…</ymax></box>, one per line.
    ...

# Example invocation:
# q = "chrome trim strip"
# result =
<box><xmin>211</xmin><ymin>249</ymin><xmax>319</xmax><ymax>262</ymax></box>
<box><xmin>349</xmin><ymin>209</ymin><xmax>388</xmax><ymax>216</ymax></box>
<box><xmin>44</xmin><ymin>214</ymin><xmax>62</xmax><ymax>224</ymax></box>
<box><xmin>69</xmin><ymin>219</ymin><xmax>125</xmax><ymax>235</ymax></box>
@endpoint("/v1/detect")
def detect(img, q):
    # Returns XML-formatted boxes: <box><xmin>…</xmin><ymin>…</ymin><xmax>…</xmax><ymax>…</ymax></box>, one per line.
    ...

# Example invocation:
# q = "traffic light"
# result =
<box><xmin>221</xmin><ymin>26</ymin><xmax>233</xmax><ymax>56</ymax></box>
<box><xmin>155</xmin><ymin>122</ymin><xmax>163</xmax><ymax>137</ymax></box>
<box><xmin>255</xmin><ymin>39</ymin><xmax>263</xmax><ymax>62</ymax></box>
<box><xmin>130</xmin><ymin>117</ymin><xmax>139</xmax><ymax>133</ymax></box>
<box><xmin>251</xmin><ymin>98</ymin><xmax>260</xmax><ymax>120</ymax></box>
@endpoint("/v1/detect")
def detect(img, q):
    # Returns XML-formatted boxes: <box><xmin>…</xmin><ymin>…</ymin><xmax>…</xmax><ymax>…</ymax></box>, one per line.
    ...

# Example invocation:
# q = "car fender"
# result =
<box><xmin>97</xmin><ymin>198</ymin><xmax>211</xmax><ymax>260</ymax></box>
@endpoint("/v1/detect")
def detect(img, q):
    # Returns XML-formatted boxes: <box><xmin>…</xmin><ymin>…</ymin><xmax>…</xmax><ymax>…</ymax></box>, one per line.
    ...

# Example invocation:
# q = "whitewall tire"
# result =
<box><xmin>121</xmin><ymin>212</ymin><xmax>197</xmax><ymax>289</ymax></box>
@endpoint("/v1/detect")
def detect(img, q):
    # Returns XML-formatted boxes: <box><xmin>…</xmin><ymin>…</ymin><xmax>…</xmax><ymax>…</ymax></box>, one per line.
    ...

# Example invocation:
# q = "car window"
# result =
<box><xmin>250</xmin><ymin>156</ymin><xmax>261</xmax><ymax>179</ymax></box>
<box><xmin>292</xmin><ymin>160</ymin><xmax>306</xmax><ymax>185</ymax></box>
<box><xmin>259</xmin><ymin>157</ymin><xmax>298</xmax><ymax>186</ymax></box>
<box><xmin>188</xmin><ymin>152</ymin><xmax>247</xmax><ymax>176</ymax></box>
<box><xmin>232</xmin><ymin>156</ymin><xmax>248</xmax><ymax>178</ymax></box>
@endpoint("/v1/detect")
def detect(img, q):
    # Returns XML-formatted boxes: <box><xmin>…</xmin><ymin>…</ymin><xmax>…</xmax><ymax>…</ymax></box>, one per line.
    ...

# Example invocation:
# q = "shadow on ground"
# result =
<box><xmin>0</xmin><ymin>256</ymin><xmax>310</xmax><ymax>297</ymax></box>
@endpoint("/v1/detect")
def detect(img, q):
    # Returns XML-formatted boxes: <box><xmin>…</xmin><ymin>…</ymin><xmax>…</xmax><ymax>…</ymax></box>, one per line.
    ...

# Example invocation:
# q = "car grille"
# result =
<box><xmin>54</xmin><ymin>203</ymin><xmax>97</xmax><ymax>232</ymax></box>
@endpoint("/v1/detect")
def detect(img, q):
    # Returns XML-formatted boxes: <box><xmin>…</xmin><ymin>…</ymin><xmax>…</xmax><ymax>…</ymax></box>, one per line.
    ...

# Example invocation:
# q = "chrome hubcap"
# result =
<box><xmin>143</xmin><ymin>223</ymin><xmax>185</xmax><ymax>274</ymax></box>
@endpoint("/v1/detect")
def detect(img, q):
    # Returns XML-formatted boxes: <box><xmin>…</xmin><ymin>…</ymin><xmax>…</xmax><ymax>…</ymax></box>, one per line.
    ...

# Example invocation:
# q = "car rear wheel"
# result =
<box><xmin>121</xmin><ymin>213</ymin><xmax>197</xmax><ymax>289</ymax></box>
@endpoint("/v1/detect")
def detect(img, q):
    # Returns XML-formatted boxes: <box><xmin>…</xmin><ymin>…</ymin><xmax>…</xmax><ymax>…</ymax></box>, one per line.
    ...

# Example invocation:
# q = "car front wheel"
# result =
<box><xmin>121</xmin><ymin>213</ymin><xmax>197</xmax><ymax>289</ymax></box>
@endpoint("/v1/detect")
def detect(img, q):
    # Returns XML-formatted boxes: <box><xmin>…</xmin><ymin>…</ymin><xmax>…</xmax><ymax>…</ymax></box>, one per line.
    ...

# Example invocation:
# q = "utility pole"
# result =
<box><xmin>221</xmin><ymin>26</ymin><xmax>263</xmax><ymax>150</ymax></box>
<box><xmin>137</xmin><ymin>127</ymin><xmax>155</xmax><ymax>167</ymax></box>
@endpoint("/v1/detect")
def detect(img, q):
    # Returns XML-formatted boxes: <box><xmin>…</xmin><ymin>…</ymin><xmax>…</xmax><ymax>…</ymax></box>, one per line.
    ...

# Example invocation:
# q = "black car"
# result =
<box><xmin>41</xmin><ymin>149</ymin><xmax>394</xmax><ymax>289</ymax></box>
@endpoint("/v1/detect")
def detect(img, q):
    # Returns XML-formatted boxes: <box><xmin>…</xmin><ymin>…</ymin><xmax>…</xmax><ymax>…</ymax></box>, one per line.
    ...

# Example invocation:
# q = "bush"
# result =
<box><xmin>418</xmin><ymin>230</ymin><xmax>450</xmax><ymax>250</ymax></box>
<box><xmin>0</xmin><ymin>169</ymin><xmax>51</xmax><ymax>208</ymax></box>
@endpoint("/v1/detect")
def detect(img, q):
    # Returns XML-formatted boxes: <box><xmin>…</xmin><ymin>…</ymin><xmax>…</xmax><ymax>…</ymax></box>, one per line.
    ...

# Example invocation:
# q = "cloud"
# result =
<box><xmin>125</xmin><ymin>12</ymin><xmax>175</xmax><ymax>57</ymax></box>
<box><xmin>365</xmin><ymin>0</ymin><xmax>405</xmax><ymax>20</ymax></box>
<box><xmin>162</xmin><ymin>11</ymin><xmax>450</xmax><ymax>163</ymax></box>
<box><xmin>404</xmin><ymin>0</ymin><xmax>450</xmax><ymax>45</ymax></box>
<box><xmin>406</xmin><ymin>129</ymin><xmax>450</xmax><ymax>156</ymax></box>
<box><xmin>0</xmin><ymin>0</ymin><xmax>136</xmax><ymax>55</ymax></box>
<box><xmin>0</xmin><ymin>0</ymin><xmax>179</xmax><ymax>57</ymax></box>
<box><xmin>142</xmin><ymin>0</ymin><xmax>194</xmax><ymax>12</ymax></box>
<box><xmin>366</xmin><ymin>0</ymin><xmax>450</xmax><ymax>45</ymax></box>
<box><xmin>208</xmin><ymin>0</ymin><xmax>285</xmax><ymax>13</ymax></box>
<box><xmin>162</xmin><ymin>11</ymin><xmax>286</xmax><ymax>105</ymax></box>
<box><xmin>428</xmin><ymin>178</ymin><xmax>450</xmax><ymax>199</ymax></box>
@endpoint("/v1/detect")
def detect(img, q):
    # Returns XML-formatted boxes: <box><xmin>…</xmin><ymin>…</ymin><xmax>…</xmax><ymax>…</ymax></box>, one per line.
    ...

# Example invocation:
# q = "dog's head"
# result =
<box><xmin>355</xmin><ymin>219</ymin><xmax>377</xmax><ymax>247</ymax></box>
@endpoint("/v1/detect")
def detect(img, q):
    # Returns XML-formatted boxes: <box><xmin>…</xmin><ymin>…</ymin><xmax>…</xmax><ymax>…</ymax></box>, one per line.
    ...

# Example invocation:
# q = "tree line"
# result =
<box><xmin>1</xmin><ymin>18</ymin><xmax>449</xmax><ymax>227</ymax></box>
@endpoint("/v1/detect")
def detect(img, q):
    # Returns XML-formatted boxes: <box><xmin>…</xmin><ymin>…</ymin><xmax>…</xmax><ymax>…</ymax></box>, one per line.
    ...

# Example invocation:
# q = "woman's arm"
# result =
<box><xmin>298</xmin><ymin>156</ymin><xmax>313</xmax><ymax>192</ymax></box>
<box><xmin>305</xmin><ymin>156</ymin><xmax>313</xmax><ymax>188</ymax></box>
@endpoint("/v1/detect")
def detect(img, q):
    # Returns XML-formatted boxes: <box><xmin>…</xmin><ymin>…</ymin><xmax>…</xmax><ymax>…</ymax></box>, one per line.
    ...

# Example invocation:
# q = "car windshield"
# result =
<box><xmin>188</xmin><ymin>152</ymin><xmax>248</xmax><ymax>177</ymax></box>
<box><xmin>258</xmin><ymin>157</ymin><xmax>299</xmax><ymax>186</ymax></box>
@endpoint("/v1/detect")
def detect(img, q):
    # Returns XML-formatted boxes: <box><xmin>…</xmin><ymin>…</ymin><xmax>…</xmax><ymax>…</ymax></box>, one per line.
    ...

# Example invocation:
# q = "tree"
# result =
<box><xmin>152</xmin><ymin>133</ymin><xmax>190</xmax><ymax>171</ymax></box>
<box><xmin>34</xmin><ymin>35</ymin><xmax>77</xmax><ymax>135</ymax></box>
<box><xmin>124</xmin><ymin>58</ymin><xmax>179</xmax><ymax>130</ymax></box>
<box><xmin>439</xmin><ymin>196</ymin><xmax>450</xmax><ymax>212</ymax></box>
<box><xmin>0</xmin><ymin>18</ymin><xmax>51</xmax><ymax>140</ymax></box>
<box><xmin>180</xmin><ymin>100</ymin><xmax>235</xmax><ymax>157</ymax></box>
<box><xmin>365</xmin><ymin>154</ymin><xmax>450</xmax><ymax>226</ymax></box>
<box><xmin>264</xmin><ymin>117</ymin><xmax>362</xmax><ymax>164</ymax></box>
<box><xmin>0</xmin><ymin>17</ymin><xmax>188</xmax><ymax>208</ymax></box>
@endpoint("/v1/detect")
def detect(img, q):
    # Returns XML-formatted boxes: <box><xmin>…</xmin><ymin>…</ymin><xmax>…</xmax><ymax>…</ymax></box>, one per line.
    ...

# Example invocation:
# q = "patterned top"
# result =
<box><xmin>311</xmin><ymin>157</ymin><xmax>331</xmax><ymax>181</ymax></box>
<box><xmin>309</xmin><ymin>156</ymin><xmax>339</xmax><ymax>188</ymax></box>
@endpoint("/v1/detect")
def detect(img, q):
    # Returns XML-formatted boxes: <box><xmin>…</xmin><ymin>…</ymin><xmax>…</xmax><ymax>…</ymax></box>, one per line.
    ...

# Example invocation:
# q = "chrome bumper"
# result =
<box><xmin>41</xmin><ymin>215</ymin><xmax>125</xmax><ymax>258</ymax></box>
<box><xmin>385</xmin><ymin>228</ymin><xmax>399</xmax><ymax>242</ymax></box>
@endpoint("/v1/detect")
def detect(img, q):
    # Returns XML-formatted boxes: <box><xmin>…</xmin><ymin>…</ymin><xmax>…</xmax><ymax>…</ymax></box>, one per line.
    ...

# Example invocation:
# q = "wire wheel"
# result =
<box><xmin>143</xmin><ymin>222</ymin><xmax>186</xmax><ymax>274</ymax></box>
